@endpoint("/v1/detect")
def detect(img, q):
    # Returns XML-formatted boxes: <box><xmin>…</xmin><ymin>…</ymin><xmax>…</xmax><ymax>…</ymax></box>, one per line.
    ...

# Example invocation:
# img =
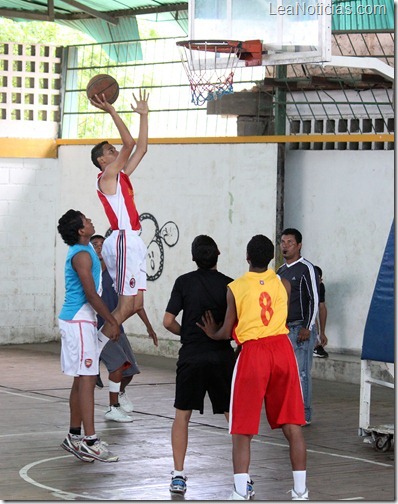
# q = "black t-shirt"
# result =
<box><xmin>165</xmin><ymin>268</ymin><xmax>233</xmax><ymax>354</ymax></box>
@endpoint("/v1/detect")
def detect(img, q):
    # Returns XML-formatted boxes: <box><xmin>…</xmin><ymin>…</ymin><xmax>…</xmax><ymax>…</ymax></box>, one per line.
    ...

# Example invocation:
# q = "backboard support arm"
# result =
<box><xmin>322</xmin><ymin>56</ymin><xmax>394</xmax><ymax>82</ymax></box>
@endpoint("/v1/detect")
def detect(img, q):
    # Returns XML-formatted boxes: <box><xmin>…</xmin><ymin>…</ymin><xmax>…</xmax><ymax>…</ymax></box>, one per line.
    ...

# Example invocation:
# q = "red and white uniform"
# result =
<box><xmin>96</xmin><ymin>172</ymin><xmax>147</xmax><ymax>296</ymax></box>
<box><xmin>228</xmin><ymin>270</ymin><xmax>305</xmax><ymax>434</ymax></box>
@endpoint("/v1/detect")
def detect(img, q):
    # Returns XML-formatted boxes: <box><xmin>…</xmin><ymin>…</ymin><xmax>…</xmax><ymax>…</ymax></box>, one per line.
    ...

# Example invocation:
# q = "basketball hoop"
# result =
<box><xmin>176</xmin><ymin>40</ymin><xmax>263</xmax><ymax>106</ymax></box>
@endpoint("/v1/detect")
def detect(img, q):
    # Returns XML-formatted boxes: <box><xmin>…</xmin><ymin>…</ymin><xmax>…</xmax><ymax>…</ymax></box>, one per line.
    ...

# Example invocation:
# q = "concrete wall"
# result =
<box><xmin>55</xmin><ymin>142</ymin><xmax>279</xmax><ymax>357</ymax></box>
<box><xmin>0</xmin><ymin>144</ymin><xmax>393</xmax><ymax>360</ymax></box>
<box><xmin>284</xmin><ymin>150</ymin><xmax>394</xmax><ymax>355</ymax></box>
<box><xmin>0</xmin><ymin>158</ymin><xmax>58</xmax><ymax>343</ymax></box>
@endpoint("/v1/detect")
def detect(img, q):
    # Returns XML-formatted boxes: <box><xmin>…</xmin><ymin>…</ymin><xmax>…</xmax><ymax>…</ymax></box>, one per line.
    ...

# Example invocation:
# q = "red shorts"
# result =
<box><xmin>229</xmin><ymin>335</ymin><xmax>305</xmax><ymax>434</ymax></box>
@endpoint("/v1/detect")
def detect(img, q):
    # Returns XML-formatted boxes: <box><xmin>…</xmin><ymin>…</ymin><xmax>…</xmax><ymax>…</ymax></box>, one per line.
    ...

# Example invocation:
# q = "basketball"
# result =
<box><xmin>86</xmin><ymin>74</ymin><xmax>119</xmax><ymax>104</ymax></box>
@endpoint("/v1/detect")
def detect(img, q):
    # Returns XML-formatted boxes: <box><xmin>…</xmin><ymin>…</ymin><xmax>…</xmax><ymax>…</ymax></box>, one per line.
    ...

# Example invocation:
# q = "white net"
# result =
<box><xmin>176</xmin><ymin>40</ymin><xmax>242</xmax><ymax>106</ymax></box>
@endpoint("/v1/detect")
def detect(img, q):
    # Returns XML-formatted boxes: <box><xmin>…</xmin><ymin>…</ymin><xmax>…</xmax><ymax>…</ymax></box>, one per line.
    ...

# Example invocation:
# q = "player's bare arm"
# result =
<box><xmin>197</xmin><ymin>288</ymin><xmax>236</xmax><ymax>340</ymax></box>
<box><xmin>90</xmin><ymin>93</ymin><xmax>135</xmax><ymax>194</ymax></box>
<box><xmin>319</xmin><ymin>302</ymin><xmax>328</xmax><ymax>346</ymax></box>
<box><xmin>73</xmin><ymin>251</ymin><xmax>120</xmax><ymax>341</ymax></box>
<box><xmin>137</xmin><ymin>307</ymin><xmax>158</xmax><ymax>346</ymax></box>
<box><xmin>124</xmin><ymin>89</ymin><xmax>149</xmax><ymax>177</ymax></box>
<box><xmin>163</xmin><ymin>312</ymin><xmax>181</xmax><ymax>336</ymax></box>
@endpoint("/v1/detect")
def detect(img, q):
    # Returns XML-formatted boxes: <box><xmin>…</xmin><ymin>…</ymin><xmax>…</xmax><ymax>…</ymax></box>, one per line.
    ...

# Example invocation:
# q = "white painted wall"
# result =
<box><xmin>284</xmin><ymin>150</ymin><xmax>394</xmax><ymax>355</ymax></box>
<box><xmin>0</xmin><ymin>158</ymin><xmax>59</xmax><ymax>343</ymax></box>
<box><xmin>0</xmin><ymin>145</ymin><xmax>393</xmax><ymax>359</ymax></box>
<box><xmin>55</xmin><ymin>142</ymin><xmax>278</xmax><ymax>357</ymax></box>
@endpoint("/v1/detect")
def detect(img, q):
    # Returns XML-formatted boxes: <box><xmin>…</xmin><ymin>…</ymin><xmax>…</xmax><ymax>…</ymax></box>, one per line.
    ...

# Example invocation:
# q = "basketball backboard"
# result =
<box><xmin>187</xmin><ymin>0</ymin><xmax>332</xmax><ymax>66</ymax></box>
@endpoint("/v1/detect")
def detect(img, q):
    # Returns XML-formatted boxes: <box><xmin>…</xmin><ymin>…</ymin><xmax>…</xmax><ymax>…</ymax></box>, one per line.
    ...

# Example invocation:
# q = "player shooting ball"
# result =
<box><xmin>89</xmin><ymin>89</ymin><xmax>152</xmax><ymax>347</ymax></box>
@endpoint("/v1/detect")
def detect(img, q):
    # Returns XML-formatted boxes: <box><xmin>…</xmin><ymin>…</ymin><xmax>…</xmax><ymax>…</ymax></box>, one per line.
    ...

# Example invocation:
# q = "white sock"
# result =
<box><xmin>108</xmin><ymin>380</ymin><xmax>121</xmax><ymax>394</ymax></box>
<box><xmin>173</xmin><ymin>470</ymin><xmax>185</xmax><ymax>478</ymax></box>
<box><xmin>234</xmin><ymin>473</ymin><xmax>249</xmax><ymax>497</ymax></box>
<box><xmin>293</xmin><ymin>470</ymin><xmax>307</xmax><ymax>494</ymax></box>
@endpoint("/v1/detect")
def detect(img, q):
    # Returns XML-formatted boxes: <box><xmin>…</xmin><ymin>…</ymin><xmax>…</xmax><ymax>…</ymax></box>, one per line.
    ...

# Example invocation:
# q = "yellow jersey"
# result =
<box><xmin>228</xmin><ymin>270</ymin><xmax>289</xmax><ymax>345</ymax></box>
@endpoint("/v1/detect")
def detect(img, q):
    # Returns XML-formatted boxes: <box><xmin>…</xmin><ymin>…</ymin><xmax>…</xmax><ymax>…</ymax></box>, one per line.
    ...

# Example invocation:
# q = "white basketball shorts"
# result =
<box><xmin>102</xmin><ymin>229</ymin><xmax>147</xmax><ymax>296</ymax></box>
<box><xmin>59</xmin><ymin>319</ymin><xmax>100</xmax><ymax>376</ymax></box>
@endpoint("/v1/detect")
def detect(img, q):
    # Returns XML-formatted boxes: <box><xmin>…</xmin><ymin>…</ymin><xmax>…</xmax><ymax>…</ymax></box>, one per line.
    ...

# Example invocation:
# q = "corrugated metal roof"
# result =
<box><xmin>0</xmin><ymin>1</ymin><xmax>188</xmax><ymax>61</ymax></box>
<box><xmin>0</xmin><ymin>1</ymin><xmax>187</xmax><ymax>20</ymax></box>
<box><xmin>332</xmin><ymin>0</ymin><xmax>394</xmax><ymax>31</ymax></box>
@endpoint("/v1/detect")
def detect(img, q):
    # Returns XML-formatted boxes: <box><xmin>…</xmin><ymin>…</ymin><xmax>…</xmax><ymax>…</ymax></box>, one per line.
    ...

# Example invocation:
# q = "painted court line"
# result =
<box><xmin>19</xmin><ymin>456</ymin><xmax>168</xmax><ymax>501</ymax></box>
<box><xmin>18</xmin><ymin>426</ymin><xmax>392</xmax><ymax>501</ymax></box>
<box><xmin>19</xmin><ymin>456</ymin><xmax>103</xmax><ymax>501</ymax></box>
<box><xmin>196</xmin><ymin>426</ymin><xmax>394</xmax><ymax>468</ymax></box>
<box><xmin>9</xmin><ymin>385</ymin><xmax>393</xmax><ymax>500</ymax></box>
<box><xmin>0</xmin><ymin>390</ymin><xmax>55</xmax><ymax>402</ymax></box>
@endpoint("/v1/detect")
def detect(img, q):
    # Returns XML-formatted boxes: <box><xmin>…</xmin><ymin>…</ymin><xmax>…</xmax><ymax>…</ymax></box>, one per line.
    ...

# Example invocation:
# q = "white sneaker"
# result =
<box><xmin>119</xmin><ymin>391</ymin><xmax>134</xmax><ymax>413</ymax></box>
<box><xmin>105</xmin><ymin>405</ymin><xmax>133</xmax><ymax>423</ymax></box>
<box><xmin>229</xmin><ymin>490</ymin><xmax>249</xmax><ymax>500</ymax></box>
<box><xmin>79</xmin><ymin>438</ymin><xmax>119</xmax><ymax>462</ymax></box>
<box><xmin>291</xmin><ymin>488</ymin><xmax>309</xmax><ymax>500</ymax></box>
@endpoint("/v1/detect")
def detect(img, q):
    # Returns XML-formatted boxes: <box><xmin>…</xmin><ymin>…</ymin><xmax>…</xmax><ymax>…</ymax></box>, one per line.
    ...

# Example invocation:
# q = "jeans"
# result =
<box><xmin>287</xmin><ymin>322</ymin><xmax>317</xmax><ymax>423</ymax></box>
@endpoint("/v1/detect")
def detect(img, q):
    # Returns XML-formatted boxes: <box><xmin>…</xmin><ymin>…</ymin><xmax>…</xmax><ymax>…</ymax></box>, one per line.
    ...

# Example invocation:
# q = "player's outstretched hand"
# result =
<box><xmin>196</xmin><ymin>310</ymin><xmax>221</xmax><ymax>339</ymax></box>
<box><xmin>131</xmin><ymin>89</ymin><xmax>149</xmax><ymax>115</ymax></box>
<box><xmin>89</xmin><ymin>93</ymin><xmax>115</xmax><ymax>113</ymax></box>
<box><xmin>147</xmin><ymin>326</ymin><xmax>159</xmax><ymax>347</ymax></box>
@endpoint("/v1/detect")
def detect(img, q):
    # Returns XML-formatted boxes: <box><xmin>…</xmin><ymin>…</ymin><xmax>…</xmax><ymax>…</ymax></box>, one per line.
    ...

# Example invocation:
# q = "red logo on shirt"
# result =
<box><xmin>85</xmin><ymin>359</ymin><xmax>93</xmax><ymax>368</ymax></box>
<box><xmin>130</xmin><ymin>277</ymin><xmax>136</xmax><ymax>288</ymax></box>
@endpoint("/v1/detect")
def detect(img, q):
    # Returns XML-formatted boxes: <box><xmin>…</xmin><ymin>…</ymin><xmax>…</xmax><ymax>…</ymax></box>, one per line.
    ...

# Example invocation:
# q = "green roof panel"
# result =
<box><xmin>332</xmin><ymin>0</ymin><xmax>394</xmax><ymax>31</ymax></box>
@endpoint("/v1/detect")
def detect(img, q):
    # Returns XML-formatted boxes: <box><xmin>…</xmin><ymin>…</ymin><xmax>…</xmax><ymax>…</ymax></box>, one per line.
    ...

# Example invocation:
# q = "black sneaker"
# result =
<box><xmin>96</xmin><ymin>374</ymin><xmax>104</xmax><ymax>389</ymax></box>
<box><xmin>313</xmin><ymin>345</ymin><xmax>329</xmax><ymax>358</ymax></box>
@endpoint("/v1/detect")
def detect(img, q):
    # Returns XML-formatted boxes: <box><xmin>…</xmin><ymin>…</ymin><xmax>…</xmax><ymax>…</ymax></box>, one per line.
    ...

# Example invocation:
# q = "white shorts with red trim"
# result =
<box><xmin>59</xmin><ymin>318</ymin><xmax>100</xmax><ymax>377</ymax></box>
<box><xmin>102</xmin><ymin>230</ymin><xmax>147</xmax><ymax>296</ymax></box>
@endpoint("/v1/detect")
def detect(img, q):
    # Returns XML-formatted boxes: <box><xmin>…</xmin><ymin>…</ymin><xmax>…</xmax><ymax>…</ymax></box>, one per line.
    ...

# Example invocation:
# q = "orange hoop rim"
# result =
<box><xmin>176</xmin><ymin>39</ymin><xmax>263</xmax><ymax>65</ymax></box>
<box><xmin>176</xmin><ymin>39</ymin><xmax>242</xmax><ymax>54</ymax></box>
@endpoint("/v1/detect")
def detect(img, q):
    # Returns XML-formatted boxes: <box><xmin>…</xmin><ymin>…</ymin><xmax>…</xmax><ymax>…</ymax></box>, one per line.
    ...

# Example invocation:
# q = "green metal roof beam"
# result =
<box><xmin>62</xmin><ymin>0</ymin><xmax>118</xmax><ymax>25</ymax></box>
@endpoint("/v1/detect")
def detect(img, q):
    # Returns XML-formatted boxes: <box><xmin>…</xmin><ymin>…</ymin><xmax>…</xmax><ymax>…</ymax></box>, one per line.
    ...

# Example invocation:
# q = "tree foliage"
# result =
<box><xmin>0</xmin><ymin>18</ymin><xmax>94</xmax><ymax>45</ymax></box>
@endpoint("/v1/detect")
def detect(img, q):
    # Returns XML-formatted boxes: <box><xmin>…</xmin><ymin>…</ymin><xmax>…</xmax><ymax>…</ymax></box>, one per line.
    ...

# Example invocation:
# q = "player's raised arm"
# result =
<box><xmin>90</xmin><ymin>94</ymin><xmax>135</xmax><ymax>186</ymax></box>
<box><xmin>124</xmin><ymin>89</ymin><xmax>149</xmax><ymax>177</ymax></box>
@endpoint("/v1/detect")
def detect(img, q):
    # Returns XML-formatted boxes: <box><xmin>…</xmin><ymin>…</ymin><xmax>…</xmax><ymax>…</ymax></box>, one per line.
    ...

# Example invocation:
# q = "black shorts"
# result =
<box><xmin>174</xmin><ymin>347</ymin><xmax>235</xmax><ymax>414</ymax></box>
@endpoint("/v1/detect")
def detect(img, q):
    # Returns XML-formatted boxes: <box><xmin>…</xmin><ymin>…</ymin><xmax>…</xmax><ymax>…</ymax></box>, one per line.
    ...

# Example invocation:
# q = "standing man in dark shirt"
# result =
<box><xmin>163</xmin><ymin>235</ymin><xmax>236</xmax><ymax>496</ymax></box>
<box><xmin>277</xmin><ymin>228</ymin><xmax>319</xmax><ymax>426</ymax></box>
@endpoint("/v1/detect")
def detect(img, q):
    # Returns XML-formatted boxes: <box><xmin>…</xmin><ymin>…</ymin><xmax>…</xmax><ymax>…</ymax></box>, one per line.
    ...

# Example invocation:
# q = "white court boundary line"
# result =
<box><xmin>195</xmin><ymin>426</ymin><xmax>394</xmax><ymax>469</ymax></box>
<box><xmin>0</xmin><ymin>390</ymin><xmax>55</xmax><ymax>402</ymax></box>
<box><xmin>18</xmin><ymin>425</ymin><xmax>393</xmax><ymax>502</ymax></box>
<box><xmin>19</xmin><ymin>456</ymin><xmax>103</xmax><ymax>500</ymax></box>
<box><xmin>10</xmin><ymin>386</ymin><xmax>393</xmax><ymax>500</ymax></box>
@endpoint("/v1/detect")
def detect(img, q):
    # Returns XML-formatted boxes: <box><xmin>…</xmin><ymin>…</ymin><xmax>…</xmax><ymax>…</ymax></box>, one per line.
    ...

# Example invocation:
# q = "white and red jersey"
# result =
<box><xmin>96</xmin><ymin>171</ymin><xmax>140</xmax><ymax>231</ymax></box>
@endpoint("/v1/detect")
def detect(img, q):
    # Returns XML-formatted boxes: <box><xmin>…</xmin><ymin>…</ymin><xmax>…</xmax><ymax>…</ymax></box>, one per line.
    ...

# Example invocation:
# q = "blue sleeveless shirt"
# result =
<box><xmin>59</xmin><ymin>243</ymin><xmax>101</xmax><ymax>320</ymax></box>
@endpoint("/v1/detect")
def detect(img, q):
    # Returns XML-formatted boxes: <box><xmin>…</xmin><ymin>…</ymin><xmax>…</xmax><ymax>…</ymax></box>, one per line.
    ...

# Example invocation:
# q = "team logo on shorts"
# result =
<box><xmin>85</xmin><ymin>359</ymin><xmax>93</xmax><ymax>368</ymax></box>
<box><xmin>130</xmin><ymin>277</ymin><xmax>136</xmax><ymax>288</ymax></box>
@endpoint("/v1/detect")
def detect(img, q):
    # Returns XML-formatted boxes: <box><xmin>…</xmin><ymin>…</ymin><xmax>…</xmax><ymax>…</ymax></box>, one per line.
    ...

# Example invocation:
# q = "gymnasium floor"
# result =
<box><xmin>0</xmin><ymin>342</ymin><xmax>394</xmax><ymax>501</ymax></box>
